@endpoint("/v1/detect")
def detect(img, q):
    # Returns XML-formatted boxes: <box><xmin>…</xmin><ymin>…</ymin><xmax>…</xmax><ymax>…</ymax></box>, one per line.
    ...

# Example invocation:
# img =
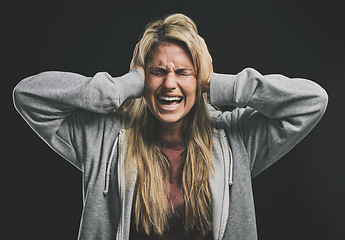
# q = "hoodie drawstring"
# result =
<box><xmin>103</xmin><ymin>136</ymin><xmax>119</xmax><ymax>196</ymax></box>
<box><xmin>103</xmin><ymin>130</ymin><xmax>233</xmax><ymax>196</ymax></box>
<box><xmin>219</xmin><ymin>130</ymin><xmax>234</xmax><ymax>186</ymax></box>
<box><xmin>228</xmin><ymin>146</ymin><xmax>234</xmax><ymax>186</ymax></box>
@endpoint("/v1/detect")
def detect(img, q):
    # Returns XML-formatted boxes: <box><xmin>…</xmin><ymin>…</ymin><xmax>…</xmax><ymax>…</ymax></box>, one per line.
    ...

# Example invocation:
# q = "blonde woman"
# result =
<box><xmin>13</xmin><ymin>13</ymin><xmax>328</xmax><ymax>240</ymax></box>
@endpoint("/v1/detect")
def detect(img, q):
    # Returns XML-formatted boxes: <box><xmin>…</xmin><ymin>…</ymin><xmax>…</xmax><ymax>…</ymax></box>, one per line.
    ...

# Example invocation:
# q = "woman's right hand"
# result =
<box><xmin>130</xmin><ymin>41</ymin><xmax>145</xmax><ymax>82</ymax></box>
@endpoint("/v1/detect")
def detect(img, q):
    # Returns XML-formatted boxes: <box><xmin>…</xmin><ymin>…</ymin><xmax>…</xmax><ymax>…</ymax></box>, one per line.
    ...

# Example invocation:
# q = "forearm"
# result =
<box><xmin>210</xmin><ymin>68</ymin><xmax>328</xmax><ymax>119</ymax></box>
<box><xmin>13</xmin><ymin>69</ymin><xmax>144</xmax><ymax>117</ymax></box>
<box><xmin>210</xmin><ymin>68</ymin><xmax>328</xmax><ymax>177</ymax></box>
<box><xmin>13</xmin><ymin>69</ymin><xmax>144</xmax><ymax>169</ymax></box>
<box><xmin>13</xmin><ymin>69</ymin><xmax>144</xmax><ymax>144</ymax></box>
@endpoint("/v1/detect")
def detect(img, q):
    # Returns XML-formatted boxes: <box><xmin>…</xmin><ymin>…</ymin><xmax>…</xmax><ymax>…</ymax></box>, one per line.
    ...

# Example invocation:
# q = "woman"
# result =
<box><xmin>13</xmin><ymin>13</ymin><xmax>328</xmax><ymax>240</ymax></box>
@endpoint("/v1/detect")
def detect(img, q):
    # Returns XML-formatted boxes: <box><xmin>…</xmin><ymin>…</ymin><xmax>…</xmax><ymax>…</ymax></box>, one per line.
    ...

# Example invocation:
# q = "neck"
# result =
<box><xmin>158</xmin><ymin>121</ymin><xmax>184</xmax><ymax>143</ymax></box>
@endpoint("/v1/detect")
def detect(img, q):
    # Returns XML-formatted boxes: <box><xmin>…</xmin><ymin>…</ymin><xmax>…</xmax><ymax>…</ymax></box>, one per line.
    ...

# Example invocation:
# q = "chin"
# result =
<box><xmin>157</xmin><ymin>117</ymin><xmax>181</xmax><ymax>125</ymax></box>
<box><xmin>155</xmin><ymin>114</ymin><xmax>185</xmax><ymax>125</ymax></box>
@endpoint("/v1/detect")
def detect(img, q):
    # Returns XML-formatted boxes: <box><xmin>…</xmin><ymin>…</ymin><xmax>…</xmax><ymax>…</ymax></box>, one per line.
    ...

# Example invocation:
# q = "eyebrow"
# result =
<box><xmin>149</xmin><ymin>67</ymin><xmax>194</xmax><ymax>72</ymax></box>
<box><xmin>149</xmin><ymin>67</ymin><xmax>168</xmax><ymax>71</ymax></box>
<box><xmin>175</xmin><ymin>68</ymin><xmax>194</xmax><ymax>73</ymax></box>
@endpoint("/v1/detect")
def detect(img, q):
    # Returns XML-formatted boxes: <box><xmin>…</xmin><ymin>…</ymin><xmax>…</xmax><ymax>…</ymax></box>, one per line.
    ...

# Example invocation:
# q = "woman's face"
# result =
<box><xmin>144</xmin><ymin>42</ymin><xmax>197</xmax><ymax>126</ymax></box>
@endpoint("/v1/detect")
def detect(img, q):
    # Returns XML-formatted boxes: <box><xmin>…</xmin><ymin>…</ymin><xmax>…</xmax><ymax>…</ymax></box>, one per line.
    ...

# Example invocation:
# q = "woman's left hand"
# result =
<box><xmin>198</xmin><ymin>36</ymin><xmax>213</xmax><ymax>94</ymax></box>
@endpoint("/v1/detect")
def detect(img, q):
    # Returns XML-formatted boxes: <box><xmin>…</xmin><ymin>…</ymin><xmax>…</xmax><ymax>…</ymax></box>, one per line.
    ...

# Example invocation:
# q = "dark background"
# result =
<box><xmin>2</xmin><ymin>0</ymin><xmax>344</xmax><ymax>239</ymax></box>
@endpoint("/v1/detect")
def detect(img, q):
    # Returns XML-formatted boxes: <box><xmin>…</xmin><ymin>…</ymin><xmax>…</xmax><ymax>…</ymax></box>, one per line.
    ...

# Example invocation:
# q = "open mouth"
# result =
<box><xmin>157</xmin><ymin>96</ymin><xmax>183</xmax><ymax>108</ymax></box>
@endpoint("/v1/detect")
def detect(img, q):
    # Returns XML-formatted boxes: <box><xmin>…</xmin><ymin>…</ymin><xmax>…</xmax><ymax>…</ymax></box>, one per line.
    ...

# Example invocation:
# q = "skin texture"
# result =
<box><xmin>144</xmin><ymin>42</ymin><xmax>197</xmax><ymax>140</ymax></box>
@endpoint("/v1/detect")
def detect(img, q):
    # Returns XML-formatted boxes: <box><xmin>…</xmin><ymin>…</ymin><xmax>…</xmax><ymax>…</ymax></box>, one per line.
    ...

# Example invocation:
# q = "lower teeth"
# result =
<box><xmin>163</xmin><ymin>103</ymin><xmax>179</xmax><ymax>108</ymax></box>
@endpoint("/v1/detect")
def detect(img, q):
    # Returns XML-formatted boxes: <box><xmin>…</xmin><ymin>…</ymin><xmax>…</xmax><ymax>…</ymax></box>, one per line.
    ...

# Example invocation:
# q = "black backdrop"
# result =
<box><xmin>3</xmin><ymin>0</ymin><xmax>344</xmax><ymax>239</ymax></box>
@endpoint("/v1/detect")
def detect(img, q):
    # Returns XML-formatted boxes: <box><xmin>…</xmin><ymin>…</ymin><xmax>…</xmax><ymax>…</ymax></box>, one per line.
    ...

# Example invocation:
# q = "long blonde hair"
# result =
<box><xmin>125</xmin><ymin>13</ymin><xmax>213</xmax><ymax>236</ymax></box>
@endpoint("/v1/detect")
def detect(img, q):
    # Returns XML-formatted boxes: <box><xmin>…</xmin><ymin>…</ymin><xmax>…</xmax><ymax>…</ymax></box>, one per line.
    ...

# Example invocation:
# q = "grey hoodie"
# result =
<box><xmin>13</xmin><ymin>68</ymin><xmax>328</xmax><ymax>240</ymax></box>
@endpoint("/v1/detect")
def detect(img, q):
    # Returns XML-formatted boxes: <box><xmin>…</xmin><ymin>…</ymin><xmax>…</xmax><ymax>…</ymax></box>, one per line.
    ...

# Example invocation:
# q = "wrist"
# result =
<box><xmin>136</xmin><ymin>67</ymin><xmax>145</xmax><ymax>82</ymax></box>
<box><xmin>131</xmin><ymin>67</ymin><xmax>145</xmax><ymax>82</ymax></box>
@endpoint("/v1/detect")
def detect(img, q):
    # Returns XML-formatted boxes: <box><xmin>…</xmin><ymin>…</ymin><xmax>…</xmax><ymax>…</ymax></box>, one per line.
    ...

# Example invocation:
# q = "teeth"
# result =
<box><xmin>162</xmin><ymin>104</ymin><xmax>178</xmax><ymax>108</ymax></box>
<box><xmin>158</xmin><ymin>96</ymin><xmax>182</xmax><ymax>101</ymax></box>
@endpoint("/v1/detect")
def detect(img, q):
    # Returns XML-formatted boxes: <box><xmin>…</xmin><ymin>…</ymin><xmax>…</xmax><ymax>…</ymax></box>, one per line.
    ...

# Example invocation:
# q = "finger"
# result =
<box><xmin>130</xmin><ymin>41</ymin><xmax>140</xmax><ymax>69</ymax></box>
<box><xmin>133</xmin><ymin>42</ymin><xmax>139</xmax><ymax>55</ymax></box>
<box><xmin>198</xmin><ymin>36</ymin><xmax>212</xmax><ymax>63</ymax></box>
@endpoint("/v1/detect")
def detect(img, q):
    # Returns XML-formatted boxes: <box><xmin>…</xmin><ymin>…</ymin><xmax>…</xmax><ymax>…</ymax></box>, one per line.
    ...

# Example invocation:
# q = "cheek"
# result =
<box><xmin>187</xmin><ymin>92</ymin><xmax>197</xmax><ymax>107</ymax></box>
<box><xmin>144</xmin><ymin>86</ymin><xmax>154</xmax><ymax>106</ymax></box>
<box><xmin>144</xmin><ymin>78</ymin><xmax>160</xmax><ymax>107</ymax></box>
<box><xmin>181</xmin><ymin>84</ymin><xmax>197</xmax><ymax>111</ymax></box>
<box><xmin>144</xmin><ymin>77</ymin><xmax>155</xmax><ymax>96</ymax></box>
<box><xmin>185</xmin><ymin>80</ymin><xmax>197</xmax><ymax>101</ymax></box>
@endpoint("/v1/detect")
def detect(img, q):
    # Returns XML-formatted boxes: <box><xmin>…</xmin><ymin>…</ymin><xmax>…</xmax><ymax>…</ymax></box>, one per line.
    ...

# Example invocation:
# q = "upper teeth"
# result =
<box><xmin>158</xmin><ymin>96</ymin><xmax>182</xmax><ymax>101</ymax></box>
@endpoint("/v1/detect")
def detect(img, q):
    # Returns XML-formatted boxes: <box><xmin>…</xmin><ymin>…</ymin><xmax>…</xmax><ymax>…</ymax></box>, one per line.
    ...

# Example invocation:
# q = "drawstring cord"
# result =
<box><xmin>220</xmin><ymin>130</ymin><xmax>234</xmax><ymax>186</ymax></box>
<box><xmin>103</xmin><ymin>136</ymin><xmax>119</xmax><ymax>196</ymax></box>
<box><xmin>103</xmin><ymin>130</ymin><xmax>233</xmax><ymax>195</ymax></box>
<box><xmin>228</xmin><ymin>146</ymin><xmax>233</xmax><ymax>186</ymax></box>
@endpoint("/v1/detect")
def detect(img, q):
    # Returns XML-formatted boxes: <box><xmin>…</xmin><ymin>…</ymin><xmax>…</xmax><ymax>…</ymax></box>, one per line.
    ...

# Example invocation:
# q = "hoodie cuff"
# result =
<box><xmin>210</xmin><ymin>72</ymin><xmax>237</xmax><ymax>107</ymax></box>
<box><xmin>115</xmin><ymin>69</ymin><xmax>145</xmax><ymax>104</ymax></box>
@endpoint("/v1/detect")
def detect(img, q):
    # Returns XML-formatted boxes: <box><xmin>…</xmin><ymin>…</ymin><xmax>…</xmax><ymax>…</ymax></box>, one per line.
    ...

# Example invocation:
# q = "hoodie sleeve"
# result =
<box><xmin>13</xmin><ymin>69</ymin><xmax>144</xmax><ymax>170</ymax></box>
<box><xmin>210</xmin><ymin>68</ymin><xmax>328</xmax><ymax>178</ymax></box>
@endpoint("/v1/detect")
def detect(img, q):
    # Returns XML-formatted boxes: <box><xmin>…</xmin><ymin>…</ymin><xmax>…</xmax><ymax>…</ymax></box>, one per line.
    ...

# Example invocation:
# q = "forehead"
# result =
<box><xmin>147</xmin><ymin>42</ymin><xmax>193</xmax><ymax>68</ymax></box>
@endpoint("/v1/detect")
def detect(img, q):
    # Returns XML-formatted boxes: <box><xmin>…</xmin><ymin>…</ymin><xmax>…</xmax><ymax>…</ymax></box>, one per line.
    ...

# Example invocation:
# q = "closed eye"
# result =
<box><xmin>149</xmin><ymin>67</ymin><xmax>168</xmax><ymax>76</ymax></box>
<box><xmin>175</xmin><ymin>69</ymin><xmax>194</xmax><ymax>76</ymax></box>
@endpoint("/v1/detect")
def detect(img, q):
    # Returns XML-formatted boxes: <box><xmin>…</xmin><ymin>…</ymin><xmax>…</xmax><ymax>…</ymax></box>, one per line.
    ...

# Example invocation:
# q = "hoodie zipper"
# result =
<box><xmin>115</xmin><ymin>129</ymin><xmax>137</xmax><ymax>240</ymax></box>
<box><xmin>116</xmin><ymin>129</ymin><xmax>125</xmax><ymax>240</ymax></box>
<box><xmin>217</xmin><ymin>130</ymin><xmax>233</xmax><ymax>240</ymax></box>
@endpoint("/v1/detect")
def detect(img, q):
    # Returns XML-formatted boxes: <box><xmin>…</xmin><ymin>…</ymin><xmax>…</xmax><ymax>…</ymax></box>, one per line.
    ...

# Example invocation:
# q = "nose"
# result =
<box><xmin>162</xmin><ymin>72</ymin><xmax>178</xmax><ymax>90</ymax></box>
